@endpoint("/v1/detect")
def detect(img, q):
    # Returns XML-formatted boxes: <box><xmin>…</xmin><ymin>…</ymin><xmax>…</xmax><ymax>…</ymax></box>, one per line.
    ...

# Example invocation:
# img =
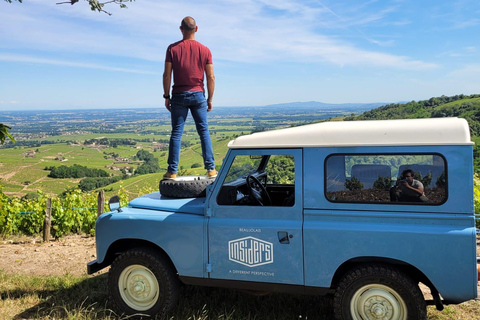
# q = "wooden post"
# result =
<box><xmin>43</xmin><ymin>198</ymin><xmax>52</xmax><ymax>242</ymax></box>
<box><xmin>97</xmin><ymin>190</ymin><xmax>105</xmax><ymax>217</ymax></box>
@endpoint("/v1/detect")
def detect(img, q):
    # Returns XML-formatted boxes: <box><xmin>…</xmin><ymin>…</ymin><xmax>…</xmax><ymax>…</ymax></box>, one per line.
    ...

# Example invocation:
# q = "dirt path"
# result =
<box><xmin>0</xmin><ymin>160</ymin><xmax>43</xmax><ymax>180</ymax></box>
<box><xmin>0</xmin><ymin>235</ymin><xmax>100</xmax><ymax>277</ymax></box>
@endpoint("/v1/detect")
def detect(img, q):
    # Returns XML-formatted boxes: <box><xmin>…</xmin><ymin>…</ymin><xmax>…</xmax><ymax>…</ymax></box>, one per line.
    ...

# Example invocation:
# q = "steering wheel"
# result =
<box><xmin>246</xmin><ymin>174</ymin><xmax>272</xmax><ymax>206</ymax></box>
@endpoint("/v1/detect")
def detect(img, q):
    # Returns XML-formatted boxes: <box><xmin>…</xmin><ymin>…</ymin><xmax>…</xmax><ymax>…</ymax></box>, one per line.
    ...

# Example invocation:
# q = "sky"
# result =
<box><xmin>0</xmin><ymin>0</ymin><xmax>479</xmax><ymax>110</ymax></box>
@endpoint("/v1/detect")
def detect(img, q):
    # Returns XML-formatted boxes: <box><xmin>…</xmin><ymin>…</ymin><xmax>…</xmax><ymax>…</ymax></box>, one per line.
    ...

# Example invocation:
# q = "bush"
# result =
<box><xmin>0</xmin><ymin>184</ymin><xmax>139</xmax><ymax>237</ymax></box>
<box><xmin>191</xmin><ymin>163</ymin><xmax>202</xmax><ymax>168</ymax></box>
<box><xmin>373</xmin><ymin>176</ymin><xmax>392</xmax><ymax>190</ymax></box>
<box><xmin>474</xmin><ymin>175</ymin><xmax>480</xmax><ymax>228</ymax></box>
<box><xmin>345</xmin><ymin>177</ymin><xmax>364</xmax><ymax>191</ymax></box>
<box><xmin>47</xmin><ymin>164</ymin><xmax>109</xmax><ymax>179</ymax></box>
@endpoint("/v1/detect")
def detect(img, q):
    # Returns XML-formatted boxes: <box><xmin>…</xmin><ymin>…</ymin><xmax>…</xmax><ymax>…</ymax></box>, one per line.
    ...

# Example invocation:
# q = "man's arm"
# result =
<box><xmin>163</xmin><ymin>62</ymin><xmax>173</xmax><ymax>111</ymax></box>
<box><xmin>205</xmin><ymin>64</ymin><xmax>215</xmax><ymax>112</ymax></box>
<box><xmin>402</xmin><ymin>180</ymin><xmax>424</xmax><ymax>195</ymax></box>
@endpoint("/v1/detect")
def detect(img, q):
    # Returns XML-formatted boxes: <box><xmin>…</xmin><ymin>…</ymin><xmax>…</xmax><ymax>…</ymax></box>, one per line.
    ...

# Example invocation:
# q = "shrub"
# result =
<box><xmin>373</xmin><ymin>176</ymin><xmax>392</xmax><ymax>190</ymax></box>
<box><xmin>345</xmin><ymin>177</ymin><xmax>364</xmax><ymax>191</ymax></box>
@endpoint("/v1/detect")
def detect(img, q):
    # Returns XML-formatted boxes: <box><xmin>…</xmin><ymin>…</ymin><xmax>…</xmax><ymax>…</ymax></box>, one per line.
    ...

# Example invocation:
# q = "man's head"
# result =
<box><xmin>402</xmin><ymin>169</ymin><xmax>415</xmax><ymax>183</ymax></box>
<box><xmin>180</xmin><ymin>16</ymin><xmax>197</xmax><ymax>36</ymax></box>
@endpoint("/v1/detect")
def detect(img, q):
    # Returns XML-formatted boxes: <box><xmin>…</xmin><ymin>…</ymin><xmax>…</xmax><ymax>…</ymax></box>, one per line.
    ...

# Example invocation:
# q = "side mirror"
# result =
<box><xmin>108</xmin><ymin>195</ymin><xmax>121</xmax><ymax>212</ymax></box>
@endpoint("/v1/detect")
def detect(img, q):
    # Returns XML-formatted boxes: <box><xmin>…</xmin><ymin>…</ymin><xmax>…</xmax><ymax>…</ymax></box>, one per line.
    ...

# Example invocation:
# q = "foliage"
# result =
<box><xmin>474</xmin><ymin>175</ymin><xmax>480</xmax><ymax>228</ymax></box>
<box><xmin>436</xmin><ymin>172</ymin><xmax>446</xmax><ymax>188</ymax></box>
<box><xmin>343</xmin><ymin>94</ymin><xmax>480</xmax><ymax>173</ymax></box>
<box><xmin>421</xmin><ymin>172</ymin><xmax>433</xmax><ymax>188</ymax></box>
<box><xmin>46</xmin><ymin>164</ymin><xmax>110</xmax><ymax>178</ymax></box>
<box><xmin>345</xmin><ymin>176</ymin><xmax>364</xmax><ymax>191</ymax></box>
<box><xmin>266</xmin><ymin>155</ymin><xmax>295</xmax><ymax>184</ymax></box>
<box><xmin>134</xmin><ymin>149</ymin><xmax>155</xmax><ymax>162</ymax></box>
<box><xmin>78</xmin><ymin>175</ymin><xmax>125</xmax><ymax>192</ymax></box>
<box><xmin>0</xmin><ymin>180</ymin><xmax>151</xmax><ymax>237</ymax></box>
<box><xmin>0</xmin><ymin>123</ymin><xmax>15</xmax><ymax>144</ymax></box>
<box><xmin>135</xmin><ymin>150</ymin><xmax>160</xmax><ymax>175</ymax></box>
<box><xmin>344</xmin><ymin>94</ymin><xmax>480</xmax><ymax>122</ymax></box>
<box><xmin>191</xmin><ymin>163</ymin><xmax>202</xmax><ymax>168</ymax></box>
<box><xmin>4</xmin><ymin>0</ymin><xmax>135</xmax><ymax>16</ymax></box>
<box><xmin>0</xmin><ymin>187</ymin><xmax>97</xmax><ymax>237</ymax></box>
<box><xmin>373</xmin><ymin>176</ymin><xmax>392</xmax><ymax>190</ymax></box>
<box><xmin>84</xmin><ymin>137</ymin><xmax>136</xmax><ymax>147</ymax></box>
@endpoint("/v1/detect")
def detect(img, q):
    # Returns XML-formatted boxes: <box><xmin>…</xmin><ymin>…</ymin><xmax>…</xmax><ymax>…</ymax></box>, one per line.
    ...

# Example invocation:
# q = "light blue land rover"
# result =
<box><xmin>88</xmin><ymin>117</ymin><xmax>478</xmax><ymax>320</ymax></box>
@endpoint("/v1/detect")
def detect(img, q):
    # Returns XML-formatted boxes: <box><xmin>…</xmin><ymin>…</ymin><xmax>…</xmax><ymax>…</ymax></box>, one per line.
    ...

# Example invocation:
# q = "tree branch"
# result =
<box><xmin>56</xmin><ymin>0</ymin><xmax>79</xmax><ymax>4</ymax></box>
<box><xmin>55</xmin><ymin>0</ymin><xmax>134</xmax><ymax>15</ymax></box>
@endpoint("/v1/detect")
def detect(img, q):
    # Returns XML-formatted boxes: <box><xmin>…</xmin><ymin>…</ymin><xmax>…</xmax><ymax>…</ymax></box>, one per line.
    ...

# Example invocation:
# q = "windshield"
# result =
<box><xmin>223</xmin><ymin>155</ymin><xmax>264</xmax><ymax>183</ymax></box>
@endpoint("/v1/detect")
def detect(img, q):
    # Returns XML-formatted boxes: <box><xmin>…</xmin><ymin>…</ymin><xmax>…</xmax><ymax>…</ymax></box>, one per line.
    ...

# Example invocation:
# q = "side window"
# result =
<box><xmin>265</xmin><ymin>155</ymin><xmax>295</xmax><ymax>185</ymax></box>
<box><xmin>325</xmin><ymin>154</ymin><xmax>446</xmax><ymax>205</ymax></box>
<box><xmin>217</xmin><ymin>154</ymin><xmax>295</xmax><ymax>207</ymax></box>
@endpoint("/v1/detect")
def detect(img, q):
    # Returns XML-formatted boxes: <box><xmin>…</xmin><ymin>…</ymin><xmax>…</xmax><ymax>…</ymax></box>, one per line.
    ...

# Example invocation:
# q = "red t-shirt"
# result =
<box><xmin>165</xmin><ymin>40</ymin><xmax>213</xmax><ymax>93</ymax></box>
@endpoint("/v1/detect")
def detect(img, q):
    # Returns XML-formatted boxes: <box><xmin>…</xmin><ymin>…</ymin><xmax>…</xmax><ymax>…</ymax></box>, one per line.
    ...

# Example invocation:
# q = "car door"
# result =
<box><xmin>206</xmin><ymin>149</ymin><xmax>304</xmax><ymax>285</ymax></box>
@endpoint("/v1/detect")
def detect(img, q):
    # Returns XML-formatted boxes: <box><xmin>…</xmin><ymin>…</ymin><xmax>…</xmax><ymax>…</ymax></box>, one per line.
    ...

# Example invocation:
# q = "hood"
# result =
<box><xmin>128</xmin><ymin>192</ymin><xmax>206</xmax><ymax>215</ymax></box>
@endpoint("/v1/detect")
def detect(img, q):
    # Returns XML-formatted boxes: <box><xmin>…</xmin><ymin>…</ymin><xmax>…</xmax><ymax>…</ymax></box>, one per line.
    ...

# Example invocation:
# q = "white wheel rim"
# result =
<box><xmin>350</xmin><ymin>284</ymin><xmax>407</xmax><ymax>320</ymax></box>
<box><xmin>119</xmin><ymin>264</ymin><xmax>159</xmax><ymax>311</ymax></box>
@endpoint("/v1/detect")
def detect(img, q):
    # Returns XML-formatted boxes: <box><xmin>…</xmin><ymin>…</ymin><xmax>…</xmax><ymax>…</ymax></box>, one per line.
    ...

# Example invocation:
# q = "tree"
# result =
<box><xmin>4</xmin><ymin>0</ymin><xmax>135</xmax><ymax>16</ymax></box>
<box><xmin>0</xmin><ymin>124</ymin><xmax>15</xmax><ymax>144</ymax></box>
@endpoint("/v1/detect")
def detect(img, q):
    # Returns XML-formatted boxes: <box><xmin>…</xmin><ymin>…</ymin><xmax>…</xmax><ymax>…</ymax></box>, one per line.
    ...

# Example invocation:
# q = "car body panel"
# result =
<box><xmin>91</xmin><ymin>117</ymin><xmax>477</xmax><ymax>305</ymax></box>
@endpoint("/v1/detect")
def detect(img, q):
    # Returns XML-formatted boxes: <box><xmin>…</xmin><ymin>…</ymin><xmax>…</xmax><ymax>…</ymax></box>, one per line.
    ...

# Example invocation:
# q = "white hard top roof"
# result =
<box><xmin>228</xmin><ymin>117</ymin><xmax>473</xmax><ymax>149</ymax></box>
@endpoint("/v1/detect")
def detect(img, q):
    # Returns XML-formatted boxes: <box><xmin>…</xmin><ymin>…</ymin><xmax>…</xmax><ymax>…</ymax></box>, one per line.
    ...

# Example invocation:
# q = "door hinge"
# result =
<box><xmin>205</xmin><ymin>208</ymin><xmax>212</xmax><ymax>217</ymax></box>
<box><xmin>205</xmin><ymin>263</ymin><xmax>212</xmax><ymax>273</ymax></box>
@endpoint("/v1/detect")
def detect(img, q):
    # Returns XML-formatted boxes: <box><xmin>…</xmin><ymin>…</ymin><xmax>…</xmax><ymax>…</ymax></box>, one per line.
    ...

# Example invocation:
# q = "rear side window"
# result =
<box><xmin>325</xmin><ymin>154</ymin><xmax>446</xmax><ymax>205</ymax></box>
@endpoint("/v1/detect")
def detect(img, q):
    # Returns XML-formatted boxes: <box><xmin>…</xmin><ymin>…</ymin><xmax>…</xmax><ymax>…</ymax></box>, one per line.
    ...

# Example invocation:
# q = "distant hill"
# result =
<box><xmin>341</xmin><ymin>93</ymin><xmax>480</xmax><ymax>172</ymax></box>
<box><xmin>263</xmin><ymin>101</ymin><xmax>387</xmax><ymax>112</ymax></box>
<box><xmin>343</xmin><ymin>94</ymin><xmax>480</xmax><ymax>134</ymax></box>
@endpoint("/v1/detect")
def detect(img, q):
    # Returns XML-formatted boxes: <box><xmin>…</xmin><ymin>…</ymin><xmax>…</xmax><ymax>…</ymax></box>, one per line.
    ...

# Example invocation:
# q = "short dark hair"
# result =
<box><xmin>181</xmin><ymin>16</ymin><xmax>196</xmax><ymax>32</ymax></box>
<box><xmin>402</xmin><ymin>169</ymin><xmax>415</xmax><ymax>178</ymax></box>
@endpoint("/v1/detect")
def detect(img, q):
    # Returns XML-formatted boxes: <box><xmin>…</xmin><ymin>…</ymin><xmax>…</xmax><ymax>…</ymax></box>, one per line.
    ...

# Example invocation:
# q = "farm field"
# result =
<box><xmin>0</xmin><ymin>106</ymin><xmax>346</xmax><ymax>198</ymax></box>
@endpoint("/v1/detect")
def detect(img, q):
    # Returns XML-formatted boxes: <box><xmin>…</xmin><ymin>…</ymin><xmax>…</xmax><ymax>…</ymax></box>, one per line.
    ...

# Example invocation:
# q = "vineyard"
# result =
<box><xmin>0</xmin><ymin>184</ymin><xmax>157</xmax><ymax>238</ymax></box>
<box><xmin>1</xmin><ymin>176</ymin><xmax>480</xmax><ymax>238</ymax></box>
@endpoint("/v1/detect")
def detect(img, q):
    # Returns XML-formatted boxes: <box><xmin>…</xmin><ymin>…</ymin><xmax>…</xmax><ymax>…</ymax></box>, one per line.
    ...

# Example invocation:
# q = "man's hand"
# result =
<box><xmin>207</xmin><ymin>100</ymin><xmax>213</xmax><ymax>112</ymax></box>
<box><xmin>165</xmin><ymin>98</ymin><xmax>171</xmax><ymax>112</ymax></box>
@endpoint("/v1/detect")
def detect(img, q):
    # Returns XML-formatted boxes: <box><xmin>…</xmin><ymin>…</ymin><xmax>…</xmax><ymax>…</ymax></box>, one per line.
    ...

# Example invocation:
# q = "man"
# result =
<box><xmin>162</xmin><ymin>16</ymin><xmax>216</xmax><ymax>180</ymax></box>
<box><xmin>391</xmin><ymin>169</ymin><xmax>428</xmax><ymax>202</ymax></box>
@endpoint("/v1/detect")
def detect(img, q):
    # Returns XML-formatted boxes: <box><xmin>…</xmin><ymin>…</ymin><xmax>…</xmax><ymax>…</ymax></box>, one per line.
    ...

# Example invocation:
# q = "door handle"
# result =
<box><xmin>278</xmin><ymin>231</ymin><xmax>291</xmax><ymax>244</ymax></box>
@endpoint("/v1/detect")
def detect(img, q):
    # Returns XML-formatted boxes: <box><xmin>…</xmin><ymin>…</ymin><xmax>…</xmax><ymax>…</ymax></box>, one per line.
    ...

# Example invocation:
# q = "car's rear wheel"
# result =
<box><xmin>108</xmin><ymin>248</ymin><xmax>179</xmax><ymax>318</ymax></box>
<box><xmin>333</xmin><ymin>264</ymin><xmax>426</xmax><ymax>320</ymax></box>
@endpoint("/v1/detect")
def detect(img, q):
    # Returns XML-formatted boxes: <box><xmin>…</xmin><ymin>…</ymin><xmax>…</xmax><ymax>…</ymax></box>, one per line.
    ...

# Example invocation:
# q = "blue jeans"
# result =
<box><xmin>167</xmin><ymin>91</ymin><xmax>215</xmax><ymax>173</ymax></box>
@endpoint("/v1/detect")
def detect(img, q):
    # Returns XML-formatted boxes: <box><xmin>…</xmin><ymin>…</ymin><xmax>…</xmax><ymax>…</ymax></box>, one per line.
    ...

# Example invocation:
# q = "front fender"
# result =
<box><xmin>94</xmin><ymin>207</ymin><xmax>205</xmax><ymax>278</ymax></box>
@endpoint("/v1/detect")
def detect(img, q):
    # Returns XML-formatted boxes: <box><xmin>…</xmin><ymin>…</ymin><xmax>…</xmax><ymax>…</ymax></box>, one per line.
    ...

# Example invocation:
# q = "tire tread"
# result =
<box><xmin>333</xmin><ymin>263</ymin><xmax>426</xmax><ymax>320</ymax></box>
<box><xmin>108</xmin><ymin>248</ymin><xmax>180</xmax><ymax>319</ymax></box>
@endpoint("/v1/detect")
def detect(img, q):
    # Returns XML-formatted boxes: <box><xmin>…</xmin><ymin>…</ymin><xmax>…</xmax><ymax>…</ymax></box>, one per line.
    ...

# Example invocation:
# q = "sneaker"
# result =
<box><xmin>207</xmin><ymin>169</ymin><xmax>218</xmax><ymax>179</ymax></box>
<box><xmin>163</xmin><ymin>171</ymin><xmax>177</xmax><ymax>180</ymax></box>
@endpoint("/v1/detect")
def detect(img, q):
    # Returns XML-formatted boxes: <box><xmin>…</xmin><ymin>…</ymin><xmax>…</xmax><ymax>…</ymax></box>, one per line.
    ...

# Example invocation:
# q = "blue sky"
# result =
<box><xmin>0</xmin><ymin>0</ymin><xmax>479</xmax><ymax>110</ymax></box>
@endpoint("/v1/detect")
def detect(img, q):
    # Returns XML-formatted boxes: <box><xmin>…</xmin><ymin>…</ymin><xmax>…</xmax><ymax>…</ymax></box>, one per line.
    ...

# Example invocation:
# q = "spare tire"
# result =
<box><xmin>159</xmin><ymin>175</ymin><xmax>216</xmax><ymax>198</ymax></box>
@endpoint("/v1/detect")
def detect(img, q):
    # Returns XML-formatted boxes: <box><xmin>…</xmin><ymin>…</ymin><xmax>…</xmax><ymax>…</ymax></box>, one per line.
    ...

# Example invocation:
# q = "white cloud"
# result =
<box><xmin>0</xmin><ymin>0</ymin><xmax>437</xmax><ymax>71</ymax></box>
<box><xmin>449</xmin><ymin>65</ymin><xmax>480</xmax><ymax>79</ymax></box>
<box><xmin>0</xmin><ymin>54</ymin><xmax>161</xmax><ymax>74</ymax></box>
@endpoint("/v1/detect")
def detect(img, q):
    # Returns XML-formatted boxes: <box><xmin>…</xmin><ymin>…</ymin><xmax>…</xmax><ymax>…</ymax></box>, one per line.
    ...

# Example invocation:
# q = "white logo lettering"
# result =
<box><xmin>228</xmin><ymin>236</ymin><xmax>274</xmax><ymax>267</ymax></box>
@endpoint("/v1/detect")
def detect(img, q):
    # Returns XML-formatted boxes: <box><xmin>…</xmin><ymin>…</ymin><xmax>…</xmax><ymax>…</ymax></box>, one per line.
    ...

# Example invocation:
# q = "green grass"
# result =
<box><xmin>1</xmin><ymin>111</ymin><xmax>247</xmax><ymax>197</ymax></box>
<box><xmin>438</xmin><ymin>97</ymin><xmax>480</xmax><ymax>109</ymax></box>
<box><xmin>0</xmin><ymin>271</ymin><xmax>478</xmax><ymax>320</ymax></box>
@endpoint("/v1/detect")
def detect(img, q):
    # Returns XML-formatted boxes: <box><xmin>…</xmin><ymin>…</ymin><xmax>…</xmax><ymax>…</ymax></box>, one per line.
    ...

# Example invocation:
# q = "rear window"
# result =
<box><xmin>325</xmin><ymin>154</ymin><xmax>446</xmax><ymax>205</ymax></box>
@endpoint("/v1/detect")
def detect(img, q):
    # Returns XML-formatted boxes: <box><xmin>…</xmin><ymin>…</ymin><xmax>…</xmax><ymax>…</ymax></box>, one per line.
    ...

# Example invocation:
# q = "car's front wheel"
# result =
<box><xmin>108</xmin><ymin>248</ymin><xmax>180</xmax><ymax>318</ymax></box>
<box><xmin>333</xmin><ymin>264</ymin><xmax>426</xmax><ymax>320</ymax></box>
